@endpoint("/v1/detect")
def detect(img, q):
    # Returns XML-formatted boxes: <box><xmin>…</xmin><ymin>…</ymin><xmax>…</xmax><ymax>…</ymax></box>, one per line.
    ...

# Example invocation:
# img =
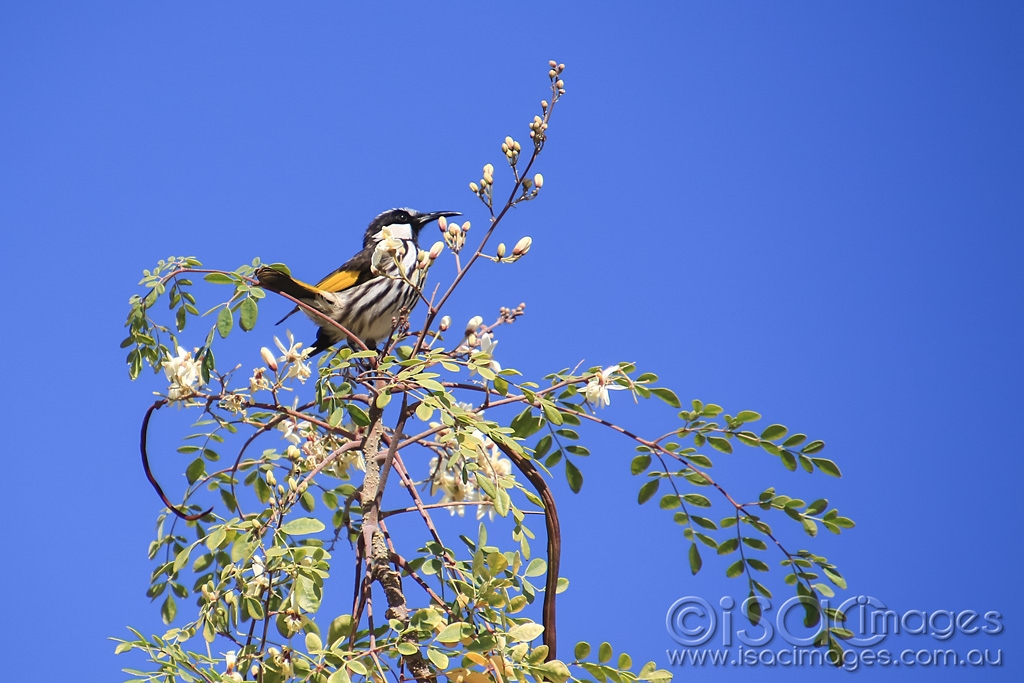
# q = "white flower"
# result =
<box><xmin>429</xmin><ymin>456</ymin><xmax>480</xmax><ymax>517</ymax></box>
<box><xmin>479</xmin><ymin>332</ymin><xmax>497</xmax><ymax>356</ymax></box>
<box><xmin>471</xmin><ymin>332</ymin><xmax>502</xmax><ymax>375</ymax></box>
<box><xmin>162</xmin><ymin>346</ymin><xmax>203</xmax><ymax>401</ymax></box>
<box><xmin>371</xmin><ymin>227</ymin><xmax>405</xmax><ymax>274</ymax></box>
<box><xmin>249</xmin><ymin>367</ymin><xmax>270</xmax><ymax>393</ymax></box>
<box><xmin>584</xmin><ymin>365</ymin><xmax>626</xmax><ymax>409</ymax></box>
<box><xmin>278</xmin><ymin>420</ymin><xmax>302</xmax><ymax>446</ymax></box>
<box><xmin>274</xmin><ymin>331</ymin><xmax>313</xmax><ymax>383</ymax></box>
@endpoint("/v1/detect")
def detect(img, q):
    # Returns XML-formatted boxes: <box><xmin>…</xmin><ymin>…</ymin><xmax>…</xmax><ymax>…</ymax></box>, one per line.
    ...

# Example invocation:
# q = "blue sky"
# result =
<box><xmin>2</xmin><ymin>2</ymin><xmax>1021</xmax><ymax>681</ymax></box>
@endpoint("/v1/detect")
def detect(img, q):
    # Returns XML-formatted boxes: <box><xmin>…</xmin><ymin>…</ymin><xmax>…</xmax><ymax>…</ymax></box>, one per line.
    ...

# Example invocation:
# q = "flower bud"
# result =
<box><xmin>260</xmin><ymin>347</ymin><xmax>278</xmax><ymax>372</ymax></box>
<box><xmin>469</xmin><ymin>182</ymin><xmax>479</xmax><ymax>193</ymax></box>
<box><xmin>463</xmin><ymin>221</ymin><xmax>471</xmax><ymax>231</ymax></box>
<box><xmin>556</xmin><ymin>79</ymin><xmax>564</xmax><ymax>89</ymax></box>
<box><xmin>533</xmin><ymin>173</ymin><xmax>544</xmax><ymax>189</ymax></box>
<box><xmin>466</xmin><ymin>315</ymin><xmax>483</xmax><ymax>335</ymax></box>
<box><xmin>496</xmin><ymin>243</ymin><xmax>506</xmax><ymax>258</ymax></box>
<box><xmin>505</xmin><ymin>136</ymin><xmax>514</xmax><ymax>148</ymax></box>
<box><xmin>429</xmin><ymin>241</ymin><xmax>444</xmax><ymax>259</ymax></box>
<box><xmin>439</xmin><ymin>315</ymin><xmax>451</xmax><ymax>332</ymax></box>
<box><xmin>438</xmin><ymin>215</ymin><xmax>448</xmax><ymax>231</ymax></box>
<box><xmin>483</xmin><ymin>163</ymin><xmax>494</xmax><ymax>175</ymax></box>
<box><xmin>549</xmin><ymin>60</ymin><xmax>558</xmax><ymax>68</ymax></box>
<box><xmin>549</xmin><ymin>69</ymin><xmax>557</xmax><ymax>78</ymax></box>
<box><xmin>513</xmin><ymin>236</ymin><xmax>533</xmax><ymax>256</ymax></box>
<box><xmin>541</xmin><ymin>99</ymin><xmax>548</xmax><ymax>109</ymax></box>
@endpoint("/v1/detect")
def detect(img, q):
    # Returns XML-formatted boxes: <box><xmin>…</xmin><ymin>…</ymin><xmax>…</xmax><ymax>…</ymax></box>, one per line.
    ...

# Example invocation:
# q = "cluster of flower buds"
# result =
<box><xmin>417</xmin><ymin>241</ymin><xmax>444</xmax><ymax>270</ymax></box>
<box><xmin>519</xmin><ymin>172</ymin><xmax>544</xmax><ymax>201</ymax></box>
<box><xmin>529</xmin><ymin>114</ymin><xmax>548</xmax><ymax>143</ymax></box>
<box><xmin>548</xmin><ymin>59</ymin><xmax>566</xmax><ymax>92</ymax></box>
<box><xmin>439</xmin><ymin>214</ymin><xmax>470</xmax><ymax>254</ymax></box>
<box><xmin>491</xmin><ymin>235</ymin><xmax>533</xmax><ymax>263</ymax></box>
<box><xmin>499</xmin><ymin>302</ymin><xmax>527</xmax><ymax>325</ymax></box>
<box><xmin>502</xmin><ymin>136</ymin><xmax>521</xmax><ymax>165</ymax></box>
<box><xmin>469</xmin><ymin>163</ymin><xmax>495</xmax><ymax>206</ymax></box>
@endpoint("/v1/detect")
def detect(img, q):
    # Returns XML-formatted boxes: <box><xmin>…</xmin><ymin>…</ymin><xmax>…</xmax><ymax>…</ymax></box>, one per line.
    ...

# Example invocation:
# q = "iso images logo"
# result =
<box><xmin>664</xmin><ymin>596</ymin><xmax>1004</xmax><ymax>671</ymax></box>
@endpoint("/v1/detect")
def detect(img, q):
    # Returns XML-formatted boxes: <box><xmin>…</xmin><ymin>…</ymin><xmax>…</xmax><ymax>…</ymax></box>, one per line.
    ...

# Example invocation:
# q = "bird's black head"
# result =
<box><xmin>363</xmin><ymin>208</ymin><xmax>461</xmax><ymax>247</ymax></box>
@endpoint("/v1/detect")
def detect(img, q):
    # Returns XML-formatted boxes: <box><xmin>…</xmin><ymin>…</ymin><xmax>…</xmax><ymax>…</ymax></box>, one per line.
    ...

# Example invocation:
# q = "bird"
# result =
<box><xmin>255</xmin><ymin>208</ymin><xmax>460</xmax><ymax>355</ymax></box>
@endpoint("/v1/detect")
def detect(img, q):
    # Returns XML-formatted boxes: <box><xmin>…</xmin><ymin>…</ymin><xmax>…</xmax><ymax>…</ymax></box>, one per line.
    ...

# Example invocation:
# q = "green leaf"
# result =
<box><xmin>801</xmin><ymin>440</ymin><xmax>826</xmax><ymax>455</ymax></box>
<box><xmin>239</xmin><ymin>298</ymin><xmax>258</xmax><ymax>331</ymax></box>
<box><xmin>185</xmin><ymin>457</ymin><xmax>205</xmax><ymax>485</ymax></box>
<box><xmin>203</xmin><ymin>273</ymin><xmax>236</xmax><ymax>284</ymax></box>
<box><xmin>328</xmin><ymin>669</ymin><xmax>352</xmax><ymax>683</ymax></box>
<box><xmin>650</xmin><ymin>387</ymin><xmax>681</xmax><ymax>408</ymax></box>
<box><xmin>734</xmin><ymin>410</ymin><xmax>762</xmax><ymax>424</ymax></box>
<box><xmin>782</xmin><ymin>433</ymin><xmax>807</xmax><ymax>448</ymax></box>
<box><xmin>375</xmin><ymin>391</ymin><xmax>392</xmax><ymax>408</ymax></box>
<box><xmin>511</xmin><ymin>408</ymin><xmax>544</xmax><ymax>438</ymax></box>
<box><xmin>747</xmin><ymin>558</ymin><xmax>770</xmax><ymax>572</ymax></box>
<box><xmin>574</xmin><ymin>641</ymin><xmax>591</xmax><ymax>660</ymax></box>
<box><xmin>811</xmin><ymin>457</ymin><xmax>842</xmax><ymax>477</ymax></box>
<box><xmin>415</xmin><ymin>402</ymin><xmax>434</xmax><ymax>422</ymax></box>
<box><xmin>682</xmin><ymin>493</ymin><xmax>711</xmax><ymax>508</ymax></box>
<box><xmin>305</xmin><ymin>632</ymin><xmax>323</xmax><ymax>652</ymax></box>
<box><xmin>741</xmin><ymin>537</ymin><xmax>767</xmax><ymax>550</ymax></box>
<box><xmin>565</xmin><ymin>459</ymin><xmax>583</xmax><ymax>493</ymax></box>
<box><xmin>427</xmin><ymin>648</ymin><xmax>449</xmax><ymax>669</ymax></box>
<box><xmin>346</xmin><ymin>404</ymin><xmax>370</xmax><ymax>427</ymax></box>
<box><xmin>717</xmin><ymin>538</ymin><xmax>739</xmax><ymax>555</ymax></box>
<box><xmin>805</xmin><ymin>498</ymin><xmax>828</xmax><ymax>515</ymax></box>
<box><xmin>161</xmin><ymin>595</ymin><xmax>176</xmax><ymax>624</ymax></box>
<box><xmin>760</xmin><ymin>424</ymin><xmax>787</xmax><ymax>441</ymax></box>
<box><xmin>328</xmin><ymin>407</ymin><xmax>346</xmax><ymax>428</ymax></box>
<box><xmin>541</xmin><ymin>402</ymin><xmax>564</xmax><ymax>426</ymax></box>
<box><xmin>725</xmin><ymin>559</ymin><xmax>745</xmax><ymax>578</ymax></box>
<box><xmin>688</xmin><ymin>543</ymin><xmax>702</xmax><ymax>575</ymax></box>
<box><xmin>436</xmin><ymin>621</ymin><xmax>471</xmax><ymax>643</ymax></box>
<box><xmin>280</xmin><ymin>517</ymin><xmax>326</xmax><ymax>536</ymax></box>
<box><xmin>746</xmin><ymin>595</ymin><xmax>762</xmax><ymax>625</ymax></box>
<box><xmin>637</xmin><ymin>480</ymin><xmax>660</xmax><ymax>504</ymax></box>
<box><xmin>525</xmin><ymin>558</ymin><xmax>547</xmax><ymax>577</ymax></box>
<box><xmin>630</xmin><ymin>454</ymin><xmax>651</xmax><ymax>475</ymax></box>
<box><xmin>659</xmin><ymin>495</ymin><xmax>680</xmax><ymax>510</ymax></box>
<box><xmin>598</xmin><ymin>642</ymin><xmax>613</xmax><ymax>663</ymax></box>
<box><xmin>707</xmin><ymin>437</ymin><xmax>733</xmax><ymax>454</ymax></box>
<box><xmin>216</xmin><ymin>307</ymin><xmax>233</xmax><ymax>338</ymax></box>
<box><xmin>508</xmin><ymin>622</ymin><xmax>545</xmax><ymax>642</ymax></box>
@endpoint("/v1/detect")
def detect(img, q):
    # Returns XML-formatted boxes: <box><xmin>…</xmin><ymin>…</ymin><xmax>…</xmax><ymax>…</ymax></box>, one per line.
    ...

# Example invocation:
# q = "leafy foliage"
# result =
<box><xmin>116</xmin><ymin>61</ymin><xmax>854</xmax><ymax>683</ymax></box>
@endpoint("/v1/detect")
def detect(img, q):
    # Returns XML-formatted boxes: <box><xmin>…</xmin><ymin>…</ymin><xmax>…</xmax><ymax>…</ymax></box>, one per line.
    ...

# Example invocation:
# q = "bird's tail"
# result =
<box><xmin>256</xmin><ymin>267</ymin><xmax>326</xmax><ymax>324</ymax></box>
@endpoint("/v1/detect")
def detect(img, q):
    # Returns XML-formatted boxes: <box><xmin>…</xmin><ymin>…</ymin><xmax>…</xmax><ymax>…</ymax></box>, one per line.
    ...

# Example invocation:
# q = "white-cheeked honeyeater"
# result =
<box><xmin>256</xmin><ymin>208</ymin><xmax>459</xmax><ymax>355</ymax></box>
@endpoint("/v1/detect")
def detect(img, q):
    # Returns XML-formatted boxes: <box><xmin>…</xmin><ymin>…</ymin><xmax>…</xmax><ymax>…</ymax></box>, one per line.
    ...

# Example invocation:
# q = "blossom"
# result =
<box><xmin>274</xmin><ymin>331</ymin><xmax>312</xmax><ymax>383</ymax></box>
<box><xmin>584</xmin><ymin>365</ymin><xmax>626</xmax><ymax>409</ymax></box>
<box><xmin>277</xmin><ymin>420</ymin><xmax>302</xmax><ymax>446</ymax></box>
<box><xmin>249</xmin><ymin>367</ymin><xmax>270</xmax><ymax>393</ymax></box>
<box><xmin>162</xmin><ymin>346</ymin><xmax>203</xmax><ymax>401</ymax></box>
<box><xmin>371</xmin><ymin>226</ymin><xmax>405</xmax><ymax>274</ymax></box>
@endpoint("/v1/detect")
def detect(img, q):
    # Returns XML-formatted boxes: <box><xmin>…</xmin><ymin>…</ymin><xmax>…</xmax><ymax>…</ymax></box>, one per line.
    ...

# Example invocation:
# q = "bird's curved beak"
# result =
<box><xmin>421</xmin><ymin>210</ymin><xmax>461</xmax><ymax>224</ymax></box>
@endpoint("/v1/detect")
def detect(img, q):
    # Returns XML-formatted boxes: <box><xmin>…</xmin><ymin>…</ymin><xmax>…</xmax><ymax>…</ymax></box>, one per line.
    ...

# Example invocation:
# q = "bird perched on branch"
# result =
<box><xmin>256</xmin><ymin>208</ymin><xmax>459</xmax><ymax>355</ymax></box>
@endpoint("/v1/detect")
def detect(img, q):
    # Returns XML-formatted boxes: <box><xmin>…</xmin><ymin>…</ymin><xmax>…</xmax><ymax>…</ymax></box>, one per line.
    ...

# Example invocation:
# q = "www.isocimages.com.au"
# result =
<box><xmin>666</xmin><ymin>646</ymin><xmax>1003</xmax><ymax>672</ymax></box>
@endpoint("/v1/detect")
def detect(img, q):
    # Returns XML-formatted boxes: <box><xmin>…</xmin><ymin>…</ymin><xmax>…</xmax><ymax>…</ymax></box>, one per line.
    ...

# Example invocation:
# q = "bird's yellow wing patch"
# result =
<box><xmin>316</xmin><ymin>269</ymin><xmax>361</xmax><ymax>292</ymax></box>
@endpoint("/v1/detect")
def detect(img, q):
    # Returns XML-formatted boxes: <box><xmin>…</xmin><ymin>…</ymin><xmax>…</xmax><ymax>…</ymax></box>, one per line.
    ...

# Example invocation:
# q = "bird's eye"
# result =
<box><xmin>397</xmin><ymin>211</ymin><xmax>410</xmax><ymax>222</ymax></box>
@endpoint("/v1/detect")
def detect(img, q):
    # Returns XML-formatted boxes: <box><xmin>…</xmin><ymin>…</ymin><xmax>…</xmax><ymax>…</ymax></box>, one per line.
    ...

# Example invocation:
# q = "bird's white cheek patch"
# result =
<box><xmin>374</xmin><ymin>222</ymin><xmax>413</xmax><ymax>241</ymax></box>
